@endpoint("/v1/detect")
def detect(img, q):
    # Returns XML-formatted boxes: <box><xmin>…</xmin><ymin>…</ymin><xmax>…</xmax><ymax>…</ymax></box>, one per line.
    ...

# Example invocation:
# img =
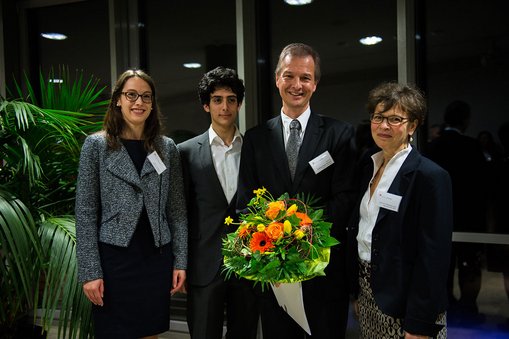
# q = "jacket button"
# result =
<box><xmin>373</xmin><ymin>249</ymin><xmax>379</xmax><ymax>256</ymax></box>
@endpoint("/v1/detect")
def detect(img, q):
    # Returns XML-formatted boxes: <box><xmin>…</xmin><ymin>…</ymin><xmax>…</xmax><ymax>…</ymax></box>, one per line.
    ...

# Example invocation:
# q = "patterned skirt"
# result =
<box><xmin>358</xmin><ymin>260</ymin><xmax>447</xmax><ymax>339</ymax></box>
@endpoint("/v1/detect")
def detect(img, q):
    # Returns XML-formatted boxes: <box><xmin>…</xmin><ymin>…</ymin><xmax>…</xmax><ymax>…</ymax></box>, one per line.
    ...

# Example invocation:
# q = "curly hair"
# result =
<box><xmin>198</xmin><ymin>66</ymin><xmax>245</xmax><ymax>105</ymax></box>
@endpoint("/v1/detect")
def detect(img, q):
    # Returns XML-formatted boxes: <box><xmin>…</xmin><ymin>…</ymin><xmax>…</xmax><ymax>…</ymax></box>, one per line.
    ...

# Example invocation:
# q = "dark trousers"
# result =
<box><xmin>447</xmin><ymin>242</ymin><xmax>483</xmax><ymax>314</ymax></box>
<box><xmin>187</xmin><ymin>275</ymin><xmax>259</xmax><ymax>339</ymax></box>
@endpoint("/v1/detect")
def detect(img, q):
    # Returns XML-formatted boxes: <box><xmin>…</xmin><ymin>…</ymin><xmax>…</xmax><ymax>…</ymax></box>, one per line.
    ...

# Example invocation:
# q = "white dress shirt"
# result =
<box><xmin>357</xmin><ymin>146</ymin><xmax>412</xmax><ymax>261</ymax></box>
<box><xmin>281</xmin><ymin>107</ymin><xmax>311</xmax><ymax>147</ymax></box>
<box><xmin>209</xmin><ymin>126</ymin><xmax>242</xmax><ymax>204</ymax></box>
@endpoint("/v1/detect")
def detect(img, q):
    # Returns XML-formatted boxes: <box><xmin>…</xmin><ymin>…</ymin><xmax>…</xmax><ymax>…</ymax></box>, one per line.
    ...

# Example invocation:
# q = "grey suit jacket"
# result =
<box><xmin>75</xmin><ymin>132</ymin><xmax>188</xmax><ymax>284</ymax></box>
<box><xmin>178</xmin><ymin>131</ymin><xmax>238</xmax><ymax>286</ymax></box>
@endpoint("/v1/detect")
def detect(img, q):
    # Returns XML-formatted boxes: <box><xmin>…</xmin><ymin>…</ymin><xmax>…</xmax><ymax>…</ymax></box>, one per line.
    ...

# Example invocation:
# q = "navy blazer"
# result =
<box><xmin>178</xmin><ymin>131</ymin><xmax>238</xmax><ymax>286</ymax></box>
<box><xmin>75</xmin><ymin>133</ymin><xmax>188</xmax><ymax>284</ymax></box>
<box><xmin>348</xmin><ymin>147</ymin><xmax>453</xmax><ymax>337</ymax></box>
<box><xmin>237</xmin><ymin>112</ymin><xmax>357</xmax><ymax>280</ymax></box>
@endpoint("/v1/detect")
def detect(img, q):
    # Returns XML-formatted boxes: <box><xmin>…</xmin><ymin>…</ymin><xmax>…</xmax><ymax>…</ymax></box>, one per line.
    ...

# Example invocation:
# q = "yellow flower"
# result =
<box><xmin>257</xmin><ymin>224</ymin><xmax>266</xmax><ymax>232</ymax></box>
<box><xmin>283</xmin><ymin>220</ymin><xmax>292</xmax><ymax>234</ymax></box>
<box><xmin>286</xmin><ymin>204</ymin><xmax>298</xmax><ymax>216</ymax></box>
<box><xmin>253</xmin><ymin>187</ymin><xmax>267</xmax><ymax>198</ymax></box>
<box><xmin>294</xmin><ymin>229</ymin><xmax>305</xmax><ymax>240</ymax></box>
<box><xmin>224</xmin><ymin>216</ymin><xmax>234</xmax><ymax>225</ymax></box>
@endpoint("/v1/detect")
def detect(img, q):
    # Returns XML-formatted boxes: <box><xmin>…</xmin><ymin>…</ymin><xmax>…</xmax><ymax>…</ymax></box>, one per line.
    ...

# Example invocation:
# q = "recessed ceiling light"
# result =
<box><xmin>40</xmin><ymin>32</ymin><xmax>68</xmax><ymax>40</ymax></box>
<box><xmin>284</xmin><ymin>0</ymin><xmax>313</xmax><ymax>5</ymax></box>
<box><xmin>183</xmin><ymin>62</ymin><xmax>202</xmax><ymax>69</ymax></box>
<box><xmin>359</xmin><ymin>36</ymin><xmax>383</xmax><ymax>46</ymax></box>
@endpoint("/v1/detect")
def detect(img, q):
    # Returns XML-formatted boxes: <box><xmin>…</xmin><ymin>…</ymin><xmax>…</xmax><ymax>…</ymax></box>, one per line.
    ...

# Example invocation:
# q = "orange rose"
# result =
<box><xmin>238</xmin><ymin>225</ymin><xmax>251</xmax><ymax>239</ymax></box>
<box><xmin>295</xmin><ymin>212</ymin><xmax>312</xmax><ymax>225</ymax></box>
<box><xmin>265</xmin><ymin>222</ymin><xmax>284</xmax><ymax>240</ymax></box>
<box><xmin>265</xmin><ymin>201</ymin><xmax>285</xmax><ymax>220</ymax></box>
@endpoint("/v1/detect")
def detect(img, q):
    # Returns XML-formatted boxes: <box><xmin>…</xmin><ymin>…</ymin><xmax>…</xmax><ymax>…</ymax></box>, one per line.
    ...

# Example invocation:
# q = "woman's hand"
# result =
<box><xmin>351</xmin><ymin>299</ymin><xmax>360</xmax><ymax>320</ymax></box>
<box><xmin>83</xmin><ymin>279</ymin><xmax>104</xmax><ymax>306</ymax></box>
<box><xmin>171</xmin><ymin>269</ymin><xmax>186</xmax><ymax>295</ymax></box>
<box><xmin>404</xmin><ymin>332</ymin><xmax>429</xmax><ymax>339</ymax></box>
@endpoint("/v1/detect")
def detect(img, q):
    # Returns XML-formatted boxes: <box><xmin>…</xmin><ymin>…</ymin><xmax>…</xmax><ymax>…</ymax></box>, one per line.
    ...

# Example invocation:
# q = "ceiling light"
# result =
<box><xmin>183</xmin><ymin>62</ymin><xmax>201</xmax><ymax>69</ymax></box>
<box><xmin>284</xmin><ymin>0</ymin><xmax>313</xmax><ymax>5</ymax></box>
<box><xmin>40</xmin><ymin>32</ymin><xmax>68</xmax><ymax>40</ymax></box>
<box><xmin>359</xmin><ymin>36</ymin><xmax>382</xmax><ymax>46</ymax></box>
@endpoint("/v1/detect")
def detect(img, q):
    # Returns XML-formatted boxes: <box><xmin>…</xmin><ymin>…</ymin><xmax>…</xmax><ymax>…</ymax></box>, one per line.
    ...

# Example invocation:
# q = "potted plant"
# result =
<box><xmin>0</xmin><ymin>66</ymin><xmax>108</xmax><ymax>338</ymax></box>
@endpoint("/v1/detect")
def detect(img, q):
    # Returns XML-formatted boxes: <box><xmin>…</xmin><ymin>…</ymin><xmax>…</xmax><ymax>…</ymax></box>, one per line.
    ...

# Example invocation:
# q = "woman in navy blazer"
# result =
<box><xmin>75</xmin><ymin>69</ymin><xmax>187</xmax><ymax>338</ymax></box>
<box><xmin>348</xmin><ymin>82</ymin><xmax>452</xmax><ymax>338</ymax></box>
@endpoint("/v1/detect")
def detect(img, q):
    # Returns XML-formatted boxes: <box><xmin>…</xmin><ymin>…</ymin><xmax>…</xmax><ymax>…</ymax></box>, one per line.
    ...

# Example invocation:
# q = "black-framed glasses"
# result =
<box><xmin>370</xmin><ymin>114</ymin><xmax>409</xmax><ymax>126</ymax></box>
<box><xmin>121</xmin><ymin>91</ymin><xmax>153</xmax><ymax>103</ymax></box>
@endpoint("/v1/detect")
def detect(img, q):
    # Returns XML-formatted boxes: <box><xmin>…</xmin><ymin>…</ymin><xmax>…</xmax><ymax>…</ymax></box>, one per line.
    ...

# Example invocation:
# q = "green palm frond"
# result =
<box><xmin>38</xmin><ymin>216</ymin><xmax>92</xmax><ymax>338</ymax></box>
<box><xmin>0</xmin><ymin>189</ymin><xmax>43</xmax><ymax>330</ymax></box>
<box><xmin>0</xmin><ymin>66</ymin><xmax>107</xmax><ymax>337</ymax></box>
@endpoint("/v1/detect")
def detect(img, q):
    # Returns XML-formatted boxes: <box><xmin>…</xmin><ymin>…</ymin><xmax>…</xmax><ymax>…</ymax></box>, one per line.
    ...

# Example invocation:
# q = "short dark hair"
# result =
<box><xmin>275</xmin><ymin>43</ymin><xmax>321</xmax><ymax>82</ymax></box>
<box><xmin>103</xmin><ymin>69</ymin><xmax>163</xmax><ymax>152</ymax></box>
<box><xmin>366</xmin><ymin>81</ymin><xmax>427</xmax><ymax>127</ymax></box>
<box><xmin>198</xmin><ymin>66</ymin><xmax>245</xmax><ymax>105</ymax></box>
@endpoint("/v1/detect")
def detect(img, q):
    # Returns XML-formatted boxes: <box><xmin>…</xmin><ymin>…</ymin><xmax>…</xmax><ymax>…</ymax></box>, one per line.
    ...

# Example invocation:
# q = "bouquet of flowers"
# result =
<box><xmin>222</xmin><ymin>187</ymin><xmax>339</xmax><ymax>287</ymax></box>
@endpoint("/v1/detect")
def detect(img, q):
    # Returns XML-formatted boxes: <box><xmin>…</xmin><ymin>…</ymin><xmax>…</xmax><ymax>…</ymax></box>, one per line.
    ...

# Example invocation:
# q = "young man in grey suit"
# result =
<box><xmin>236</xmin><ymin>43</ymin><xmax>358</xmax><ymax>339</ymax></box>
<box><xmin>178</xmin><ymin>67</ymin><xmax>258</xmax><ymax>339</ymax></box>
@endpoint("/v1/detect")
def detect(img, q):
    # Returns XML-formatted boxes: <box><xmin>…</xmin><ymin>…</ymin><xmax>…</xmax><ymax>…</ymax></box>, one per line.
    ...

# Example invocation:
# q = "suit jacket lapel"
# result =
<box><xmin>375</xmin><ymin>148</ymin><xmax>419</xmax><ymax>223</ymax></box>
<box><xmin>268</xmin><ymin>117</ymin><xmax>293</xmax><ymax>188</ymax></box>
<box><xmin>198</xmin><ymin>131</ymin><xmax>229</xmax><ymax>205</ymax></box>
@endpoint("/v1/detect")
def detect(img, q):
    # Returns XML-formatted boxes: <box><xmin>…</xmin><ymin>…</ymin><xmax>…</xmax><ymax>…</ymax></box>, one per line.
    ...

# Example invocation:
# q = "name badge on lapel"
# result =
<box><xmin>309</xmin><ymin>151</ymin><xmax>334</xmax><ymax>174</ymax></box>
<box><xmin>376</xmin><ymin>191</ymin><xmax>402</xmax><ymax>212</ymax></box>
<box><xmin>147</xmin><ymin>151</ymin><xmax>167</xmax><ymax>175</ymax></box>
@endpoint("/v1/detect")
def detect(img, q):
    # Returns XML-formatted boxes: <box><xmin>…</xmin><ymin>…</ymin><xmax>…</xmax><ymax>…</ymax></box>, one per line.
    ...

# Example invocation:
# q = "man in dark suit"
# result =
<box><xmin>178</xmin><ymin>67</ymin><xmax>258</xmax><ymax>339</ymax></box>
<box><xmin>425</xmin><ymin>100</ymin><xmax>487</xmax><ymax>324</ymax></box>
<box><xmin>236</xmin><ymin>43</ymin><xmax>357</xmax><ymax>339</ymax></box>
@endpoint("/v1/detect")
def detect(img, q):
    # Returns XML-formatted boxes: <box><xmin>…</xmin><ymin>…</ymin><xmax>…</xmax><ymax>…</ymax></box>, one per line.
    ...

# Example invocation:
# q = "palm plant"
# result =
<box><xmin>0</xmin><ymin>67</ymin><xmax>108</xmax><ymax>338</ymax></box>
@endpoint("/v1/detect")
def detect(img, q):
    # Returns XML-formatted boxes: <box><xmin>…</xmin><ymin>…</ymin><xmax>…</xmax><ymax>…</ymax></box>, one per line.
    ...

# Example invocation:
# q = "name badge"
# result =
<box><xmin>376</xmin><ymin>191</ymin><xmax>402</xmax><ymax>212</ymax></box>
<box><xmin>309</xmin><ymin>151</ymin><xmax>334</xmax><ymax>174</ymax></box>
<box><xmin>147</xmin><ymin>151</ymin><xmax>167</xmax><ymax>175</ymax></box>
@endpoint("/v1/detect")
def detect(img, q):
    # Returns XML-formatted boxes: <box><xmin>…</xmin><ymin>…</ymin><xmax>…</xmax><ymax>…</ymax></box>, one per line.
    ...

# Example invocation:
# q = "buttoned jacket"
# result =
<box><xmin>347</xmin><ymin>147</ymin><xmax>452</xmax><ymax>337</ymax></box>
<box><xmin>237</xmin><ymin>112</ymin><xmax>358</xmax><ymax>281</ymax></box>
<box><xmin>178</xmin><ymin>131</ymin><xmax>238</xmax><ymax>286</ymax></box>
<box><xmin>75</xmin><ymin>133</ymin><xmax>188</xmax><ymax>283</ymax></box>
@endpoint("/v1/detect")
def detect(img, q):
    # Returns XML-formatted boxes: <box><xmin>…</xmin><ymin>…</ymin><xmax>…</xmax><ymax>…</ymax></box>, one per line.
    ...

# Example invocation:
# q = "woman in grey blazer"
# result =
<box><xmin>75</xmin><ymin>69</ymin><xmax>188</xmax><ymax>339</ymax></box>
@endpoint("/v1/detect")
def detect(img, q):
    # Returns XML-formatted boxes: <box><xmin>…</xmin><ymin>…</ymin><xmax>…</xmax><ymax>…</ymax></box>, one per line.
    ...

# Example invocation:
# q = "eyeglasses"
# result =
<box><xmin>121</xmin><ymin>91</ymin><xmax>153</xmax><ymax>103</ymax></box>
<box><xmin>370</xmin><ymin>114</ymin><xmax>409</xmax><ymax>126</ymax></box>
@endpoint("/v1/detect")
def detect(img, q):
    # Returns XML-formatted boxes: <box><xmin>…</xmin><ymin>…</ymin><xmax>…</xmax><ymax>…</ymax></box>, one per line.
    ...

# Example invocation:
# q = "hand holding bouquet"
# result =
<box><xmin>222</xmin><ymin>187</ymin><xmax>339</xmax><ymax>287</ymax></box>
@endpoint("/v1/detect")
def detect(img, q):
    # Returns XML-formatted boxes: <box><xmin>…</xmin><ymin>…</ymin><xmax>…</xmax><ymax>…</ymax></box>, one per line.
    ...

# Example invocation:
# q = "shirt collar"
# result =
<box><xmin>280</xmin><ymin>107</ymin><xmax>311</xmax><ymax>133</ymax></box>
<box><xmin>371</xmin><ymin>145</ymin><xmax>412</xmax><ymax>168</ymax></box>
<box><xmin>208</xmin><ymin>125</ymin><xmax>242</xmax><ymax>146</ymax></box>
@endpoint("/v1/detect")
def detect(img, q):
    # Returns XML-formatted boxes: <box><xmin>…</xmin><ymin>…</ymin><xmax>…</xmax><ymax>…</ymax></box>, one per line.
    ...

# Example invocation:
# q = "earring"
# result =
<box><xmin>409</xmin><ymin>135</ymin><xmax>414</xmax><ymax>142</ymax></box>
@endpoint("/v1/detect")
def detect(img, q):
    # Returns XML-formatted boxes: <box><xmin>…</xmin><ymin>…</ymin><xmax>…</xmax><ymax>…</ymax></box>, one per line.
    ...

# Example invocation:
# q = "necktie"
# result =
<box><xmin>286</xmin><ymin>119</ymin><xmax>302</xmax><ymax>180</ymax></box>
